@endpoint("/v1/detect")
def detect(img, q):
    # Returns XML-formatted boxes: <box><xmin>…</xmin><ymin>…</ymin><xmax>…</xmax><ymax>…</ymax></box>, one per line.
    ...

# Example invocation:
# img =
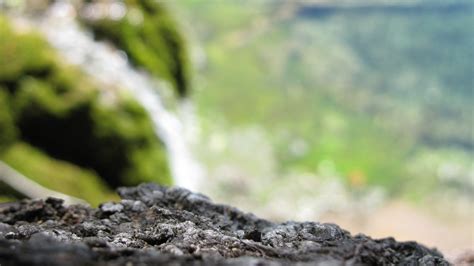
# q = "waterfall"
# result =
<box><xmin>29</xmin><ymin>2</ymin><xmax>204</xmax><ymax>191</ymax></box>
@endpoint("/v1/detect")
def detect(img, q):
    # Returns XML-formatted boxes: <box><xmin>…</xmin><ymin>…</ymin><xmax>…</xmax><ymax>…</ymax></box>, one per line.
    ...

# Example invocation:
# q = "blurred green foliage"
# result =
<box><xmin>0</xmin><ymin>15</ymin><xmax>171</xmax><ymax>203</ymax></box>
<box><xmin>1</xmin><ymin>142</ymin><xmax>116</xmax><ymax>206</ymax></box>
<box><xmin>82</xmin><ymin>0</ymin><xmax>191</xmax><ymax>96</ymax></box>
<box><xmin>0</xmin><ymin>89</ymin><xmax>17</xmax><ymax>151</ymax></box>
<box><xmin>175</xmin><ymin>1</ymin><xmax>473</xmax><ymax>197</ymax></box>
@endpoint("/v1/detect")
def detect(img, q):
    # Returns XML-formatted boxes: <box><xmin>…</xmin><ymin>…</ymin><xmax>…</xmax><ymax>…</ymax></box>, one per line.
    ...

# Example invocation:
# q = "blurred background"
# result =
<box><xmin>0</xmin><ymin>0</ymin><xmax>472</xmax><ymax>262</ymax></box>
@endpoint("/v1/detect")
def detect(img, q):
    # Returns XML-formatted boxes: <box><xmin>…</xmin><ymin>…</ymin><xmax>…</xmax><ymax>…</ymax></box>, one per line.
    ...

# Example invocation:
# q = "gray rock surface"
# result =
<box><xmin>0</xmin><ymin>183</ymin><xmax>448</xmax><ymax>265</ymax></box>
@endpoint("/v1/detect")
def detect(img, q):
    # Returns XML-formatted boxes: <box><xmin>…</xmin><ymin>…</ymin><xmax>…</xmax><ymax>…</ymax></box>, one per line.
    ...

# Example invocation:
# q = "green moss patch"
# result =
<box><xmin>0</xmin><ymin>89</ymin><xmax>17</xmax><ymax>151</ymax></box>
<box><xmin>0</xmin><ymin>142</ymin><xmax>116</xmax><ymax>206</ymax></box>
<box><xmin>81</xmin><ymin>0</ymin><xmax>191</xmax><ymax>96</ymax></box>
<box><xmin>0</xmin><ymin>16</ymin><xmax>172</xmax><ymax>203</ymax></box>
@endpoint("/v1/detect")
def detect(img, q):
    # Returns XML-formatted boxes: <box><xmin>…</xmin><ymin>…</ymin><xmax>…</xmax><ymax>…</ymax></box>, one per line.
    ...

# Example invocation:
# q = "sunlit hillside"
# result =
<box><xmin>173</xmin><ymin>0</ymin><xmax>473</xmax><ymax>200</ymax></box>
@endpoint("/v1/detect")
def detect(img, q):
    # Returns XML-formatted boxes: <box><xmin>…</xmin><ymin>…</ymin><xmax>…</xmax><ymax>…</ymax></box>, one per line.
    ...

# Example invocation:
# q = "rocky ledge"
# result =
<box><xmin>0</xmin><ymin>183</ymin><xmax>448</xmax><ymax>265</ymax></box>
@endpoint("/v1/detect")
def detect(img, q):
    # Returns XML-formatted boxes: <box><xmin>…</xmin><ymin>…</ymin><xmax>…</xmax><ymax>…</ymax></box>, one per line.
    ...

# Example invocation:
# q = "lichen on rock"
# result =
<box><xmin>0</xmin><ymin>183</ymin><xmax>449</xmax><ymax>265</ymax></box>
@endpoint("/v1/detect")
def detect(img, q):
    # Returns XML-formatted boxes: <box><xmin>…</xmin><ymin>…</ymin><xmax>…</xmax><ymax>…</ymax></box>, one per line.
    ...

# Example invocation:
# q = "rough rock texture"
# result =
<box><xmin>0</xmin><ymin>183</ymin><xmax>448</xmax><ymax>265</ymax></box>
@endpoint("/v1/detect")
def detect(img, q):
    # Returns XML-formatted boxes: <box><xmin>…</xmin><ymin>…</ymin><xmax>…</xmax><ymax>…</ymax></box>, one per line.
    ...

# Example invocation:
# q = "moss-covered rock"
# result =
<box><xmin>0</xmin><ymin>142</ymin><xmax>116</xmax><ymax>206</ymax></box>
<box><xmin>0</xmin><ymin>15</ymin><xmax>172</xmax><ymax>202</ymax></box>
<box><xmin>0</xmin><ymin>90</ymin><xmax>17</xmax><ymax>152</ymax></box>
<box><xmin>0</xmin><ymin>18</ymin><xmax>54</xmax><ymax>84</ymax></box>
<box><xmin>81</xmin><ymin>0</ymin><xmax>191</xmax><ymax>96</ymax></box>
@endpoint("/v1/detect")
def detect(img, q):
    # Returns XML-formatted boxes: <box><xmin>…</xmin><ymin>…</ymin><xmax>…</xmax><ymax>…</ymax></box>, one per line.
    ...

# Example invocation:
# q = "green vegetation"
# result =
<box><xmin>82</xmin><ymin>0</ymin><xmax>191</xmax><ymax>96</ymax></box>
<box><xmin>1</xmin><ymin>142</ymin><xmax>116</xmax><ymax>206</ymax></box>
<box><xmin>0</xmin><ymin>89</ymin><xmax>17</xmax><ymax>151</ymax></box>
<box><xmin>0</xmin><ymin>15</ymin><xmax>171</xmax><ymax>203</ymax></box>
<box><xmin>1</xmin><ymin>0</ymin><xmax>471</xmax><ymax>206</ymax></box>
<box><xmin>174</xmin><ymin>1</ymin><xmax>473</xmax><ymax>198</ymax></box>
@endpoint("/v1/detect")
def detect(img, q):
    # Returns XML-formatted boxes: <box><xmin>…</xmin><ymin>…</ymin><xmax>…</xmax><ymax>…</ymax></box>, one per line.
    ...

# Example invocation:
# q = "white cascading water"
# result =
<box><xmin>29</xmin><ymin>2</ymin><xmax>204</xmax><ymax>191</ymax></box>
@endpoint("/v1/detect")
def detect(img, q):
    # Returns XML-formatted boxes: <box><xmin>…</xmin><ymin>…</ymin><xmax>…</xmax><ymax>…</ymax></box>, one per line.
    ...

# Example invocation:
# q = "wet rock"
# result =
<box><xmin>0</xmin><ymin>183</ymin><xmax>449</xmax><ymax>265</ymax></box>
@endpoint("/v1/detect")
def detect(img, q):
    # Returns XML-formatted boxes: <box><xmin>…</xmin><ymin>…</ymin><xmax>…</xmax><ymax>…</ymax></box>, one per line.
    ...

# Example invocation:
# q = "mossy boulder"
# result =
<box><xmin>81</xmin><ymin>0</ymin><xmax>191</xmax><ymax>96</ymax></box>
<box><xmin>0</xmin><ymin>90</ymin><xmax>17</xmax><ymax>151</ymax></box>
<box><xmin>0</xmin><ymin>142</ymin><xmax>116</xmax><ymax>206</ymax></box>
<box><xmin>0</xmin><ymin>16</ymin><xmax>171</xmax><ymax>202</ymax></box>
